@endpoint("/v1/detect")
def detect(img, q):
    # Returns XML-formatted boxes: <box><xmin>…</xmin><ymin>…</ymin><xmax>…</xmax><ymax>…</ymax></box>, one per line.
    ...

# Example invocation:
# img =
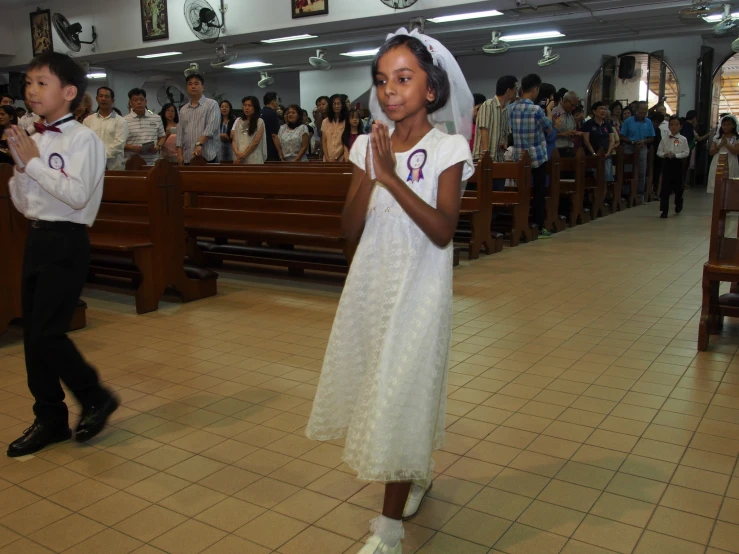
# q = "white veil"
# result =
<box><xmin>368</xmin><ymin>28</ymin><xmax>473</xmax><ymax>143</ymax></box>
<box><xmin>715</xmin><ymin>114</ymin><xmax>739</xmax><ymax>140</ymax></box>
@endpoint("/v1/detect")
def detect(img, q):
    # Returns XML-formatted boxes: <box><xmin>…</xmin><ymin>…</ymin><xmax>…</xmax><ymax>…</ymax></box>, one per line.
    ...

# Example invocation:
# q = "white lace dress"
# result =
<box><xmin>707</xmin><ymin>135</ymin><xmax>739</xmax><ymax>193</ymax></box>
<box><xmin>306</xmin><ymin>128</ymin><xmax>474</xmax><ymax>483</ymax></box>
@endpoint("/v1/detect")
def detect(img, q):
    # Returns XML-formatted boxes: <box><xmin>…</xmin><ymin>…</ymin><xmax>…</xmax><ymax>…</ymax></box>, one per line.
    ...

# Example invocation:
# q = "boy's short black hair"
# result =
<box><xmin>97</xmin><ymin>86</ymin><xmax>114</xmax><ymax>99</ymax></box>
<box><xmin>0</xmin><ymin>93</ymin><xmax>13</xmax><ymax>104</ymax></box>
<box><xmin>590</xmin><ymin>100</ymin><xmax>607</xmax><ymax>113</ymax></box>
<box><xmin>316</xmin><ymin>95</ymin><xmax>329</xmax><ymax>106</ymax></box>
<box><xmin>496</xmin><ymin>75</ymin><xmax>518</xmax><ymax>97</ymax></box>
<box><xmin>372</xmin><ymin>35</ymin><xmax>450</xmax><ymax>114</ymax></box>
<box><xmin>685</xmin><ymin>109</ymin><xmax>697</xmax><ymax>121</ymax></box>
<box><xmin>521</xmin><ymin>74</ymin><xmax>542</xmax><ymax>94</ymax></box>
<box><xmin>669</xmin><ymin>115</ymin><xmax>681</xmax><ymax>124</ymax></box>
<box><xmin>26</xmin><ymin>52</ymin><xmax>87</xmax><ymax>112</ymax></box>
<box><xmin>128</xmin><ymin>87</ymin><xmax>147</xmax><ymax>99</ymax></box>
<box><xmin>186</xmin><ymin>73</ymin><xmax>205</xmax><ymax>85</ymax></box>
<box><xmin>473</xmin><ymin>93</ymin><xmax>487</xmax><ymax>106</ymax></box>
<box><xmin>263</xmin><ymin>91</ymin><xmax>278</xmax><ymax>105</ymax></box>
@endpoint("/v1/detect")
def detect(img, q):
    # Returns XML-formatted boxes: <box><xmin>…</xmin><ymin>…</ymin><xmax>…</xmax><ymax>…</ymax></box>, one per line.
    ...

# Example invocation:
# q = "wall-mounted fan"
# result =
<box><xmin>258</xmin><ymin>71</ymin><xmax>274</xmax><ymax>89</ymax></box>
<box><xmin>537</xmin><ymin>46</ymin><xmax>560</xmax><ymax>67</ymax></box>
<box><xmin>733</xmin><ymin>36</ymin><xmax>739</xmax><ymax>52</ymax></box>
<box><xmin>714</xmin><ymin>4</ymin><xmax>739</xmax><ymax>35</ymax></box>
<box><xmin>309</xmin><ymin>49</ymin><xmax>331</xmax><ymax>70</ymax></box>
<box><xmin>184</xmin><ymin>62</ymin><xmax>202</xmax><ymax>77</ymax></box>
<box><xmin>482</xmin><ymin>31</ymin><xmax>509</xmax><ymax>55</ymax></box>
<box><xmin>52</xmin><ymin>13</ymin><xmax>97</xmax><ymax>52</ymax></box>
<box><xmin>679</xmin><ymin>0</ymin><xmax>724</xmax><ymax>22</ymax></box>
<box><xmin>211</xmin><ymin>44</ymin><xmax>237</xmax><ymax>68</ymax></box>
<box><xmin>184</xmin><ymin>0</ymin><xmax>224</xmax><ymax>44</ymax></box>
<box><xmin>157</xmin><ymin>85</ymin><xmax>186</xmax><ymax>107</ymax></box>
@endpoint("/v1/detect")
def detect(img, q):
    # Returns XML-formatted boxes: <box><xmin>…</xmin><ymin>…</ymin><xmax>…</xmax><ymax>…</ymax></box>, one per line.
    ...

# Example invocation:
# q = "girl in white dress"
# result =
<box><xmin>231</xmin><ymin>96</ymin><xmax>266</xmax><ymax>165</ymax></box>
<box><xmin>306</xmin><ymin>29</ymin><xmax>474</xmax><ymax>554</ymax></box>
<box><xmin>708</xmin><ymin>115</ymin><xmax>739</xmax><ymax>194</ymax></box>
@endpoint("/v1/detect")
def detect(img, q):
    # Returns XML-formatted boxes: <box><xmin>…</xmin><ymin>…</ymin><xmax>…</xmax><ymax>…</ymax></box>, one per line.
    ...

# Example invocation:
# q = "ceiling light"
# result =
<box><xmin>86</xmin><ymin>72</ymin><xmax>106</xmax><ymax>79</ymax></box>
<box><xmin>340</xmin><ymin>49</ymin><xmax>380</xmax><ymax>57</ymax></box>
<box><xmin>428</xmin><ymin>9</ymin><xmax>503</xmax><ymax>23</ymax></box>
<box><xmin>261</xmin><ymin>34</ymin><xmax>317</xmax><ymax>43</ymax></box>
<box><xmin>224</xmin><ymin>61</ymin><xmax>272</xmax><ymax>69</ymax></box>
<box><xmin>704</xmin><ymin>12</ymin><xmax>739</xmax><ymax>22</ymax></box>
<box><xmin>136</xmin><ymin>52</ymin><xmax>182</xmax><ymax>59</ymax></box>
<box><xmin>502</xmin><ymin>31</ymin><xmax>565</xmax><ymax>42</ymax></box>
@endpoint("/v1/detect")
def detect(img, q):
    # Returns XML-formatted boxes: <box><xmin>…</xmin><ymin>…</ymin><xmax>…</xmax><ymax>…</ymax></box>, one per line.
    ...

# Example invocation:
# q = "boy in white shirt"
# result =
<box><xmin>5</xmin><ymin>52</ymin><xmax>118</xmax><ymax>458</ymax></box>
<box><xmin>657</xmin><ymin>115</ymin><xmax>689</xmax><ymax>218</ymax></box>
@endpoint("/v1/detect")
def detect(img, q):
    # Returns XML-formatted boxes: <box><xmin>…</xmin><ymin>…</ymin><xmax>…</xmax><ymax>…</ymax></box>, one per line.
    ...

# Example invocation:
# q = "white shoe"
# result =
<box><xmin>358</xmin><ymin>535</ymin><xmax>402</xmax><ymax>554</ymax></box>
<box><xmin>402</xmin><ymin>481</ymin><xmax>432</xmax><ymax>520</ymax></box>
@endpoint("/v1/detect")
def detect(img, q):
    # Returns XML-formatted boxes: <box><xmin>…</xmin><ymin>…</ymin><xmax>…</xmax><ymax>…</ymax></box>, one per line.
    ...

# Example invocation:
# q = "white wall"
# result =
<box><xmin>212</xmin><ymin>71</ymin><xmax>301</xmax><ymax>111</ymax></box>
<box><xmin>458</xmin><ymin>36</ymin><xmax>704</xmax><ymax>116</ymax></box>
<box><xmin>299</xmin><ymin>65</ymin><xmax>373</xmax><ymax>112</ymax></box>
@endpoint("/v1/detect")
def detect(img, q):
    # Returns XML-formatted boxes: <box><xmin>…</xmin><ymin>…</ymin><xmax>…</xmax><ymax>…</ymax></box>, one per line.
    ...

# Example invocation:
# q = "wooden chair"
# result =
<box><xmin>699</xmin><ymin>154</ymin><xmax>736</xmax><ymax>350</ymax></box>
<box><xmin>544</xmin><ymin>150</ymin><xmax>566</xmax><ymax>233</ymax></box>
<box><xmin>558</xmin><ymin>149</ymin><xmax>588</xmax><ymax>227</ymax></box>
<box><xmin>607</xmin><ymin>148</ymin><xmax>625</xmax><ymax>213</ymax></box>
<box><xmin>459</xmin><ymin>153</ymin><xmax>503</xmax><ymax>259</ymax></box>
<box><xmin>644</xmin><ymin>145</ymin><xmax>656</xmax><ymax>203</ymax></box>
<box><xmin>584</xmin><ymin>150</ymin><xmax>607</xmax><ymax>220</ymax></box>
<box><xmin>622</xmin><ymin>145</ymin><xmax>645</xmax><ymax>208</ymax></box>
<box><xmin>490</xmin><ymin>152</ymin><xmax>534</xmax><ymax>246</ymax></box>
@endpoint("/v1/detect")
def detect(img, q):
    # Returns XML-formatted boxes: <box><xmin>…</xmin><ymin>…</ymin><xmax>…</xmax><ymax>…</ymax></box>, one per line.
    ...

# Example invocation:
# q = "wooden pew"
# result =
<box><xmin>545</xmin><ymin>150</ymin><xmax>566</xmax><ymax>233</ymax></box>
<box><xmin>93</xmin><ymin>161</ymin><xmax>218</xmax><ymax>314</ymax></box>
<box><xmin>644</xmin><ymin>145</ymin><xmax>656</xmax><ymax>203</ymax></box>
<box><xmin>490</xmin><ymin>152</ymin><xmax>534</xmax><ymax>246</ymax></box>
<box><xmin>607</xmin><ymin>148</ymin><xmax>625</xmax><ymax>213</ymax></box>
<box><xmin>459</xmin><ymin>153</ymin><xmax>503</xmax><ymax>259</ymax></box>
<box><xmin>584</xmin><ymin>150</ymin><xmax>608</xmax><ymax>220</ymax></box>
<box><xmin>622</xmin><ymin>145</ymin><xmax>645</xmax><ymax>208</ymax></box>
<box><xmin>558</xmin><ymin>150</ymin><xmax>589</xmax><ymax>227</ymax></box>
<box><xmin>0</xmin><ymin>164</ymin><xmax>86</xmax><ymax>335</ymax></box>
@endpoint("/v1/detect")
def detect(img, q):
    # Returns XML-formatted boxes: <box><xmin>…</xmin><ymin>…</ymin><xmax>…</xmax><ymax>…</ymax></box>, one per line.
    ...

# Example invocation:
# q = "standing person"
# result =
<box><xmin>278</xmin><ymin>104</ymin><xmax>310</xmax><ymax>162</ymax></box>
<box><xmin>5</xmin><ymin>52</ymin><xmax>118</xmax><ymax>458</ymax></box>
<box><xmin>261</xmin><ymin>92</ymin><xmax>284</xmax><ymax>162</ymax></box>
<box><xmin>510</xmin><ymin>73</ymin><xmax>555</xmax><ymax>238</ymax></box>
<box><xmin>123</xmin><ymin>88</ymin><xmax>165</xmax><ymax>166</ymax></box>
<box><xmin>707</xmin><ymin>115</ymin><xmax>739</xmax><ymax>194</ymax></box>
<box><xmin>313</xmin><ymin>95</ymin><xmax>329</xmax><ymax>158</ymax></box>
<box><xmin>619</xmin><ymin>101</ymin><xmax>654</xmax><ymax>201</ymax></box>
<box><xmin>176</xmin><ymin>73</ymin><xmax>219</xmax><ymax>164</ymax></box>
<box><xmin>552</xmin><ymin>90</ymin><xmax>580</xmax><ymax>159</ymax></box>
<box><xmin>682</xmin><ymin>110</ymin><xmax>698</xmax><ymax>189</ymax></box>
<box><xmin>231</xmin><ymin>96</ymin><xmax>266</xmax><ymax>165</ymax></box>
<box><xmin>159</xmin><ymin>103</ymin><xmax>179</xmax><ymax>163</ymax></box>
<box><xmin>74</xmin><ymin>93</ymin><xmax>93</xmax><ymax>123</ymax></box>
<box><xmin>0</xmin><ymin>93</ymin><xmax>14</xmax><ymax>106</ymax></box>
<box><xmin>84</xmin><ymin>86</ymin><xmax>128</xmax><ymax>170</ymax></box>
<box><xmin>610</xmin><ymin>102</ymin><xmax>624</xmax><ymax>130</ymax></box>
<box><xmin>305</xmin><ymin>28</ymin><xmax>474</xmax><ymax>554</ymax></box>
<box><xmin>218</xmin><ymin>100</ymin><xmax>236</xmax><ymax>162</ymax></box>
<box><xmin>322</xmin><ymin>93</ymin><xmax>349</xmax><ymax>162</ymax></box>
<box><xmin>470</xmin><ymin>93</ymin><xmax>486</xmax><ymax>151</ymax></box>
<box><xmin>347</xmin><ymin>108</ymin><xmax>365</xmax><ymax>150</ymax></box>
<box><xmin>657</xmin><ymin>116</ymin><xmax>689</xmax><ymax>217</ymax></box>
<box><xmin>582</xmin><ymin>101</ymin><xmax>615</xmax><ymax>181</ymax></box>
<box><xmin>473</xmin><ymin>75</ymin><xmax>517</xmax><ymax>163</ymax></box>
<box><xmin>0</xmin><ymin>105</ymin><xmax>19</xmax><ymax>165</ymax></box>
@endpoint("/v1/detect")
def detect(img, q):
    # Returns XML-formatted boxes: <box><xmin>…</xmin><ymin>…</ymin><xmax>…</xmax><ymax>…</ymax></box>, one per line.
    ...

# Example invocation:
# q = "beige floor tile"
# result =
<box><xmin>494</xmin><ymin>523</ymin><xmax>568</xmax><ymax>554</ymax></box>
<box><xmin>80</xmin><ymin>490</ymin><xmax>151</xmax><ymax>526</ymax></box>
<box><xmin>428</xmin><ymin>475</ymin><xmax>484</xmax><ymax>506</ymax></box>
<box><xmin>416</xmin><ymin>532</ymin><xmax>489</xmax><ymax>553</ymax></box>
<box><xmin>30</xmin><ymin>513</ymin><xmax>105</xmax><ymax>552</ymax></box>
<box><xmin>114</xmin><ymin>504</ymin><xmax>188</xmax><ymax>542</ymax></box>
<box><xmin>572</xmin><ymin>514</ymin><xmax>643</xmax><ymax>554</ymax></box>
<box><xmin>671</xmin><ymin>465</ymin><xmax>730</xmax><ymax>495</ymax></box>
<box><xmin>234</xmin><ymin>510</ymin><xmax>309</xmax><ymax>550</ymax></box>
<box><xmin>634</xmin><ymin>530</ymin><xmax>706</xmax><ymax>554</ymax></box>
<box><xmin>46</xmin><ymin>479</ymin><xmax>116</xmax><ymax>512</ymax></box>
<box><xmin>0</xmin><ymin>499</ymin><xmax>71</xmax><ymax>535</ymax></box>
<box><xmin>590</xmin><ymin>491</ymin><xmax>656</xmax><ymax>527</ymax></box>
<box><xmin>62</xmin><ymin>528</ymin><xmax>143</xmax><ymax>554</ymax></box>
<box><xmin>660</xmin><ymin>484</ymin><xmax>724</xmax><ymax>518</ymax></box>
<box><xmin>647</xmin><ymin>505</ymin><xmax>715</xmax><ymax>545</ymax></box>
<box><xmin>314</xmin><ymin>502</ymin><xmax>376</xmax><ymax>541</ymax></box>
<box><xmin>195</xmin><ymin>497</ymin><xmax>266</xmax><ymax>532</ymax></box>
<box><xmin>489</xmin><ymin>467</ymin><xmax>551</xmax><ymax>498</ymax></box>
<box><xmin>710</xmin><ymin>520</ymin><xmax>739</xmax><ymax>552</ymax></box>
<box><xmin>441</xmin><ymin>507</ymin><xmax>511</xmax><ymax>546</ymax></box>
<box><xmin>150</xmin><ymin>519</ymin><xmax>227</xmax><ymax>554</ymax></box>
<box><xmin>272</xmin><ymin>488</ymin><xmax>342</xmax><ymax>524</ymax></box>
<box><xmin>201</xmin><ymin>535</ymin><xmax>271</xmax><ymax>554</ymax></box>
<box><xmin>278</xmin><ymin>525</ymin><xmax>356</xmax><ymax>554</ymax></box>
<box><xmin>408</xmin><ymin>497</ymin><xmax>462</xmax><ymax>530</ymax></box>
<box><xmin>466</xmin><ymin>486</ymin><xmax>532</xmax><ymax>520</ymax></box>
<box><xmin>517</xmin><ymin>500</ymin><xmax>585</xmax><ymax>537</ymax></box>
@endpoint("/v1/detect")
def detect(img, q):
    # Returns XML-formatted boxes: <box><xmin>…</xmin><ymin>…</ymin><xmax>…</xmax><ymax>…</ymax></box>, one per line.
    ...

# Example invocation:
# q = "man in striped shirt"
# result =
<box><xmin>176</xmin><ymin>73</ymin><xmax>220</xmax><ymax>164</ymax></box>
<box><xmin>124</xmin><ymin>88</ymin><xmax>165</xmax><ymax>166</ymax></box>
<box><xmin>473</xmin><ymin>75</ymin><xmax>518</xmax><ymax>163</ymax></box>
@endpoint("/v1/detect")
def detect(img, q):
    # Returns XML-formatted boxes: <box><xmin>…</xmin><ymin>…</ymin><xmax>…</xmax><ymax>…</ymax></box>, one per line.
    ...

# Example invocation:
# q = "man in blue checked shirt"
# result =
<box><xmin>510</xmin><ymin>73</ymin><xmax>556</xmax><ymax>239</ymax></box>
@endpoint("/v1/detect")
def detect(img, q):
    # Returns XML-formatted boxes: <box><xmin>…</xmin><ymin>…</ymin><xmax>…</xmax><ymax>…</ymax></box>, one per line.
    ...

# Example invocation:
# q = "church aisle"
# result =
<box><xmin>1</xmin><ymin>191</ymin><xmax>739</xmax><ymax>554</ymax></box>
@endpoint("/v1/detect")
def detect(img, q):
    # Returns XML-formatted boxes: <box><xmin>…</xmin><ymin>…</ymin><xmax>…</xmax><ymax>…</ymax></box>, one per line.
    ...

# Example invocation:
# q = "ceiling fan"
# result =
<box><xmin>679</xmin><ymin>0</ymin><xmax>724</xmax><ymax>23</ymax></box>
<box><xmin>482</xmin><ymin>31</ymin><xmax>509</xmax><ymax>55</ymax></box>
<box><xmin>537</xmin><ymin>46</ymin><xmax>560</xmax><ymax>67</ymax></box>
<box><xmin>714</xmin><ymin>4</ymin><xmax>739</xmax><ymax>35</ymax></box>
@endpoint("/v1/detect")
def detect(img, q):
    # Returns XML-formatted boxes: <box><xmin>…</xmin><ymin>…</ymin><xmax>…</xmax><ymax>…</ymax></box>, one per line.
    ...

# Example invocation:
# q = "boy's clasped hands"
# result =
<box><xmin>7</xmin><ymin>125</ymin><xmax>40</xmax><ymax>170</ymax></box>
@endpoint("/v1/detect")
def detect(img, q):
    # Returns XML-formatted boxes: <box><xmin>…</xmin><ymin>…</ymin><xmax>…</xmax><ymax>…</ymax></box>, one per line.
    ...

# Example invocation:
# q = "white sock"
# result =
<box><xmin>370</xmin><ymin>515</ymin><xmax>404</xmax><ymax>547</ymax></box>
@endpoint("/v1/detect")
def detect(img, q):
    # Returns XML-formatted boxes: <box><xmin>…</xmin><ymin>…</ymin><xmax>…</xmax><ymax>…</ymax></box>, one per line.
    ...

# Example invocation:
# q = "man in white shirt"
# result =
<box><xmin>657</xmin><ymin>116</ymin><xmax>689</xmax><ymax>218</ymax></box>
<box><xmin>18</xmin><ymin>105</ymin><xmax>41</xmax><ymax>136</ymax></box>
<box><xmin>6</xmin><ymin>51</ymin><xmax>118</xmax><ymax>458</ymax></box>
<box><xmin>124</xmin><ymin>88</ymin><xmax>165</xmax><ymax>166</ymax></box>
<box><xmin>83</xmin><ymin>86</ymin><xmax>128</xmax><ymax>170</ymax></box>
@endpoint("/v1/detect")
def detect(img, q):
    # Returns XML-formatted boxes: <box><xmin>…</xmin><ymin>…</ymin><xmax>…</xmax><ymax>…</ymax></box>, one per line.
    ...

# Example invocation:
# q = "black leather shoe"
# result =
<box><xmin>75</xmin><ymin>395</ymin><xmax>119</xmax><ymax>442</ymax></box>
<box><xmin>675</xmin><ymin>204</ymin><xmax>683</xmax><ymax>214</ymax></box>
<box><xmin>660</xmin><ymin>212</ymin><xmax>668</xmax><ymax>219</ymax></box>
<box><xmin>7</xmin><ymin>421</ymin><xmax>72</xmax><ymax>457</ymax></box>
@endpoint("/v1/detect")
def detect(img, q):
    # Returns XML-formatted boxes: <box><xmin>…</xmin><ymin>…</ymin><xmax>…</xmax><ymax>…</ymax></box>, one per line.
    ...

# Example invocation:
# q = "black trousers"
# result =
<box><xmin>659</xmin><ymin>158</ymin><xmax>684</xmax><ymax>214</ymax></box>
<box><xmin>532</xmin><ymin>161</ymin><xmax>548</xmax><ymax>230</ymax></box>
<box><xmin>22</xmin><ymin>222</ymin><xmax>107</xmax><ymax>426</ymax></box>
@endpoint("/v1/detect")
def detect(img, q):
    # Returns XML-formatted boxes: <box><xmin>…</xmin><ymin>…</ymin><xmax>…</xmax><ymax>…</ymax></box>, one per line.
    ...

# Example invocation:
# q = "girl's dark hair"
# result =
<box><xmin>220</xmin><ymin>100</ymin><xmax>235</xmax><ymax>121</ymax></box>
<box><xmin>27</xmin><ymin>52</ymin><xmax>87</xmax><ymax>112</ymax></box>
<box><xmin>719</xmin><ymin>115</ymin><xmax>738</xmax><ymax>137</ymax></box>
<box><xmin>327</xmin><ymin>93</ymin><xmax>348</xmax><ymax>123</ymax></box>
<box><xmin>371</xmin><ymin>35</ymin><xmax>450</xmax><ymax>115</ymax></box>
<box><xmin>348</xmin><ymin>109</ymin><xmax>365</xmax><ymax>135</ymax></box>
<box><xmin>535</xmin><ymin>83</ymin><xmax>556</xmax><ymax>107</ymax></box>
<box><xmin>0</xmin><ymin>105</ymin><xmax>17</xmax><ymax>125</ymax></box>
<box><xmin>159</xmin><ymin>103</ymin><xmax>179</xmax><ymax>127</ymax></box>
<box><xmin>241</xmin><ymin>96</ymin><xmax>261</xmax><ymax>136</ymax></box>
<box><xmin>284</xmin><ymin>104</ymin><xmax>303</xmax><ymax>130</ymax></box>
<box><xmin>609</xmin><ymin>101</ymin><xmax>623</xmax><ymax>115</ymax></box>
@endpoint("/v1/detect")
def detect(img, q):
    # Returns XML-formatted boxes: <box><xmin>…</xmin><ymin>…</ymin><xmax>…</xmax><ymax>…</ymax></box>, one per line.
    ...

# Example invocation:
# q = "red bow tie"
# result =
<box><xmin>33</xmin><ymin>122</ymin><xmax>62</xmax><ymax>134</ymax></box>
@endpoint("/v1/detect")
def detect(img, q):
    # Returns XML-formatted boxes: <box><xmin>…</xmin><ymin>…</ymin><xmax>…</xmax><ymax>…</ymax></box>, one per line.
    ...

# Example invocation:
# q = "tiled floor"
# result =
<box><xmin>1</xmin><ymin>191</ymin><xmax>739</xmax><ymax>553</ymax></box>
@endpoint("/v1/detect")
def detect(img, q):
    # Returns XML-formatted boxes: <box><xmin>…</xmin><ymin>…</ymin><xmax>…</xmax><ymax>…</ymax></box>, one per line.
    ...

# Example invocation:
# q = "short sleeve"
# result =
<box><xmin>477</xmin><ymin>102</ymin><xmax>492</xmax><ymax>129</ymax></box>
<box><xmin>349</xmin><ymin>134</ymin><xmax>369</xmax><ymax>171</ymax></box>
<box><xmin>436</xmin><ymin>134</ymin><xmax>474</xmax><ymax>181</ymax></box>
<box><xmin>299</xmin><ymin>124</ymin><xmax>309</xmax><ymax>137</ymax></box>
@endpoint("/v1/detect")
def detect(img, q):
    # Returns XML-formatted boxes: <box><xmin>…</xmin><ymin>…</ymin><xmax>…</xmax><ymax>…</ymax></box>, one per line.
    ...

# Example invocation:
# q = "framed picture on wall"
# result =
<box><xmin>30</xmin><ymin>9</ymin><xmax>53</xmax><ymax>57</ymax></box>
<box><xmin>141</xmin><ymin>0</ymin><xmax>169</xmax><ymax>41</ymax></box>
<box><xmin>292</xmin><ymin>0</ymin><xmax>328</xmax><ymax>19</ymax></box>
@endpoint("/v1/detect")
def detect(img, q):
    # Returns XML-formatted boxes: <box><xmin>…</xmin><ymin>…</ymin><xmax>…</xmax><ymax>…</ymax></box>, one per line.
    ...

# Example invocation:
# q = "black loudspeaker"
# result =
<box><xmin>618</xmin><ymin>56</ymin><xmax>636</xmax><ymax>80</ymax></box>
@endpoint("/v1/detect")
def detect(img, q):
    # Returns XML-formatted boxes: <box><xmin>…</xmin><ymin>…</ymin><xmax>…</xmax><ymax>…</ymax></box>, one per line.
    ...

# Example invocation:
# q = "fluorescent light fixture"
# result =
<box><xmin>704</xmin><ymin>12</ymin><xmax>739</xmax><ymax>22</ymax></box>
<box><xmin>261</xmin><ymin>34</ymin><xmax>317</xmax><ymax>43</ymax></box>
<box><xmin>340</xmin><ymin>49</ymin><xmax>380</xmax><ymax>57</ymax></box>
<box><xmin>502</xmin><ymin>31</ymin><xmax>565</xmax><ymax>42</ymax></box>
<box><xmin>224</xmin><ymin>61</ymin><xmax>272</xmax><ymax>69</ymax></box>
<box><xmin>86</xmin><ymin>72</ymin><xmax>106</xmax><ymax>79</ymax></box>
<box><xmin>137</xmin><ymin>51</ymin><xmax>182</xmax><ymax>59</ymax></box>
<box><xmin>428</xmin><ymin>9</ymin><xmax>503</xmax><ymax>23</ymax></box>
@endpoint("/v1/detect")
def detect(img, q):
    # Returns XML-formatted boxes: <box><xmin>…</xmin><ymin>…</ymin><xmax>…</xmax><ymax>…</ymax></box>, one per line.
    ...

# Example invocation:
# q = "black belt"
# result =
<box><xmin>30</xmin><ymin>220</ymin><xmax>85</xmax><ymax>230</ymax></box>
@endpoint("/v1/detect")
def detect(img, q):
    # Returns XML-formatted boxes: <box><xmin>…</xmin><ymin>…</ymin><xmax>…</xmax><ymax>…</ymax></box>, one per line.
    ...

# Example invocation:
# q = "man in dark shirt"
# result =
<box><xmin>261</xmin><ymin>91</ymin><xmax>284</xmax><ymax>161</ymax></box>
